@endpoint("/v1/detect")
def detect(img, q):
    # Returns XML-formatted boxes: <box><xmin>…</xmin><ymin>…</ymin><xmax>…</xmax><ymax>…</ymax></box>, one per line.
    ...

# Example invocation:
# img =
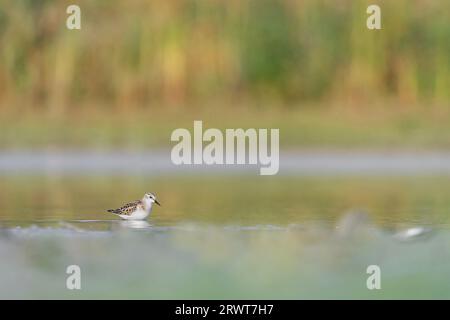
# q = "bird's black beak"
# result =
<box><xmin>155</xmin><ymin>199</ymin><xmax>161</xmax><ymax>206</ymax></box>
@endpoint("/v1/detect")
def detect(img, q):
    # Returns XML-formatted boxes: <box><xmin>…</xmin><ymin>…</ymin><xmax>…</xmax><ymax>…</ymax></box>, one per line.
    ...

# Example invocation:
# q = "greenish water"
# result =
<box><xmin>1</xmin><ymin>176</ymin><xmax>450</xmax><ymax>299</ymax></box>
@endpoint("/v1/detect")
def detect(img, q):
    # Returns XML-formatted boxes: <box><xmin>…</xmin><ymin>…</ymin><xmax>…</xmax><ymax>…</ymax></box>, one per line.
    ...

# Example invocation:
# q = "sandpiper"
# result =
<box><xmin>107</xmin><ymin>192</ymin><xmax>161</xmax><ymax>220</ymax></box>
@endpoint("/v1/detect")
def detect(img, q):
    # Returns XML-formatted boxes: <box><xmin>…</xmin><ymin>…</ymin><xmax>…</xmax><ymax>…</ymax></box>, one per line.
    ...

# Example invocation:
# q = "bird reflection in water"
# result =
<box><xmin>118</xmin><ymin>220</ymin><xmax>152</xmax><ymax>229</ymax></box>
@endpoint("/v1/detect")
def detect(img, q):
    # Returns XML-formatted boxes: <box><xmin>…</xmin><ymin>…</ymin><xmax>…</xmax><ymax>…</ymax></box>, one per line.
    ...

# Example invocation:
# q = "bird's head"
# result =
<box><xmin>143</xmin><ymin>192</ymin><xmax>161</xmax><ymax>206</ymax></box>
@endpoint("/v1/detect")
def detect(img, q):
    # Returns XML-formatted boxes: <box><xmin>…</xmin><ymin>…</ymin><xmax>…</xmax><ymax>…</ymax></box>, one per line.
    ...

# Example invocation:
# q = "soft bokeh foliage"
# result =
<box><xmin>0</xmin><ymin>0</ymin><xmax>449</xmax><ymax>112</ymax></box>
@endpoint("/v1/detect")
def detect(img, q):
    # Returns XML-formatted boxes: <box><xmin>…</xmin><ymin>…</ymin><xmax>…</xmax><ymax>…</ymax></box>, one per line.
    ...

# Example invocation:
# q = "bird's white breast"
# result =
<box><xmin>120</xmin><ymin>208</ymin><xmax>151</xmax><ymax>220</ymax></box>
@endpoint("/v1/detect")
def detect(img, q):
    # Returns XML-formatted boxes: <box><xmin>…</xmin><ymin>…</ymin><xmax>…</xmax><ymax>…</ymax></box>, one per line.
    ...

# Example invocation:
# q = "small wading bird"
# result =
<box><xmin>107</xmin><ymin>193</ymin><xmax>161</xmax><ymax>220</ymax></box>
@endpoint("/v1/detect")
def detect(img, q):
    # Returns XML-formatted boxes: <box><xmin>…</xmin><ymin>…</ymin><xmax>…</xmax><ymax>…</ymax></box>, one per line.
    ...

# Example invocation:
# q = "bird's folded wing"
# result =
<box><xmin>111</xmin><ymin>200</ymin><xmax>143</xmax><ymax>215</ymax></box>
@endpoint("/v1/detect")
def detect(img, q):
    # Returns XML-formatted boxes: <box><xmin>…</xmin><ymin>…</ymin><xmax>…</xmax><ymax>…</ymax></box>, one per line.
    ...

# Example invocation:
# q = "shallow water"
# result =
<box><xmin>1</xmin><ymin>173</ymin><xmax>450</xmax><ymax>298</ymax></box>
<box><xmin>3</xmin><ymin>150</ymin><xmax>450</xmax><ymax>176</ymax></box>
<box><xmin>1</xmin><ymin>221</ymin><xmax>449</xmax><ymax>299</ymax></box>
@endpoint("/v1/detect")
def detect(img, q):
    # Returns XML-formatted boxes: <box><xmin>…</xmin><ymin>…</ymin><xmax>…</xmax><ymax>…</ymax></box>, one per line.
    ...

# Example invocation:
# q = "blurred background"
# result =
<box><xmin>0</xmin><ymin>0</ymin><xmax>449</xmax><ymax>223</ymax></box>
<box><xmin>0</xmin><ymin>0</ymin><xmax>449</xmax><ymax>148</ymax></box>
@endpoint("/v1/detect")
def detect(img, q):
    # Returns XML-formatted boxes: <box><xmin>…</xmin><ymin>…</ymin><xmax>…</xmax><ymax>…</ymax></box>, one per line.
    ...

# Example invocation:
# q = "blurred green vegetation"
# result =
<box><xmin>0</xmin><ymin>0</ymin><xmax>449</xmax><ymax>110</ymax></box>
<box><xmin>3</xmin><ymin>106</ymin><xmax>450</xmax><ymax>148</ymax></box>
<box><xmin>0</xmin><ymin>1</ymin><xmax>449</xmax><ymax>148</ymax></box>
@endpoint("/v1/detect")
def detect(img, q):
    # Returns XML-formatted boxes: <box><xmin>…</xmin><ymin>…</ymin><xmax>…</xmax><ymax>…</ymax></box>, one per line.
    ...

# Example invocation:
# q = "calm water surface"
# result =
<box><xmin>1</xmin><ymin>152</ymin><xmax>450</xmax><ymax>298</ymax></box>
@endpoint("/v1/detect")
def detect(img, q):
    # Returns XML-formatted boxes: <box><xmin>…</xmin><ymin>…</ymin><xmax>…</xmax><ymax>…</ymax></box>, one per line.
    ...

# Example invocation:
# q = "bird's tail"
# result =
<box><xmin>107</xmin><ymin>209</ymin><xmax>119</xmax><ymax>214</ymax></box>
